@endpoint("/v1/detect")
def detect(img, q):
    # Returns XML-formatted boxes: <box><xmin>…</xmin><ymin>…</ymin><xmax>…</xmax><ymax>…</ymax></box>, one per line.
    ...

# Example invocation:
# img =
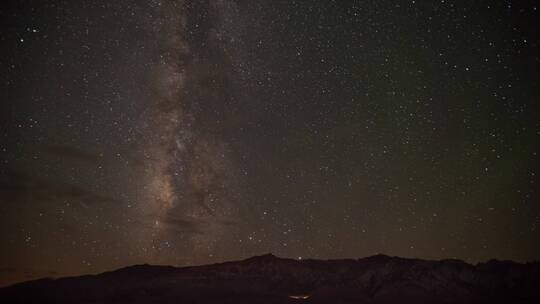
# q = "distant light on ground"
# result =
<box><xmin>289</xmin><ymin>295</ymin><xmax>310</xmax><ymax>300</ymax></box>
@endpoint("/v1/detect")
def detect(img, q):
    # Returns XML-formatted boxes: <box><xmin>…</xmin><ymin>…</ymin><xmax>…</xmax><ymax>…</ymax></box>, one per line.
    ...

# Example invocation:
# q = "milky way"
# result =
<box><xmin>135</xmin><ymin>1</ymin><xmax>247</xmax><ymax>263</ymax></box>
<box><xmin>1</xmin><ymin>0</ymin><xmax>539</xmax><ymax>287</ymax></box>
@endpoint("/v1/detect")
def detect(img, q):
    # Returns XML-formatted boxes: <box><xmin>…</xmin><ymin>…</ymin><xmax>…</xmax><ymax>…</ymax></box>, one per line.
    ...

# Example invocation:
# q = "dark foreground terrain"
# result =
<box><xmin>1</xmin><ymin>254</ymin><xmax>539</xmax><ymax>303</ymax></box>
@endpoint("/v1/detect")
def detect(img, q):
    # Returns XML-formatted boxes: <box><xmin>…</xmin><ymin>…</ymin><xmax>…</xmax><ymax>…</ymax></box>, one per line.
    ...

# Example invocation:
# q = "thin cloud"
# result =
<box><xmin>0</xmin><ymin>168</ymin><xmax>123</xmax><ymax>206</ymax></box>
<box><xmin>44</xmin><ymin>145</ymin><xmax>104</xmax><ymax>165</ymax></box>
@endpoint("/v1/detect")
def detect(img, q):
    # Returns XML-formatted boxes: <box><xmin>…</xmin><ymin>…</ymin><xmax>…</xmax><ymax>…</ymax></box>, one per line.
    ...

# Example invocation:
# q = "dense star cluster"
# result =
<box><xmin>1</xmin><ymin>0</ymin><xmax>539</xmax><ymax>287</ymax></box>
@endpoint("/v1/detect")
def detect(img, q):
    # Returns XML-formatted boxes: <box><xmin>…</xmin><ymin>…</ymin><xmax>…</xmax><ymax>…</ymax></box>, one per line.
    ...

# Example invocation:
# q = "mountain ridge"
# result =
<box><xmin>2</xmin><ymin>253</ymin><xmax>539</xmax><ymax>303</ymax></box>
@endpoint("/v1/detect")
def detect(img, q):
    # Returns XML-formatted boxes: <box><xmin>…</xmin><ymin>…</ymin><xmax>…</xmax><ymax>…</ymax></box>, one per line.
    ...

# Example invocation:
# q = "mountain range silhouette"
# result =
<box><xmin>1</xmin><ymin>253</ymin><xmax>539</xmax><ymax>303</ymax></box>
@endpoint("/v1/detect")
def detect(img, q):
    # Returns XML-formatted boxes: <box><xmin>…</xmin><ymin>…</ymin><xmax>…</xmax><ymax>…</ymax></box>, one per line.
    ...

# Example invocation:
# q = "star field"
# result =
<box><xmin>1</xmin><ymin>0</ymin><xmax>539</xmax><ymax>287</ymax></box>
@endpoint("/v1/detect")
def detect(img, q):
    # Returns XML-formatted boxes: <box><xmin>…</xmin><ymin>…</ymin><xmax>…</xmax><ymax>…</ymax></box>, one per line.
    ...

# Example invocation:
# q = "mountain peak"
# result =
<box><xmin>245</xmin><ymin>253</ymin><xmax>279</xmax><ymax>262</ymax></box>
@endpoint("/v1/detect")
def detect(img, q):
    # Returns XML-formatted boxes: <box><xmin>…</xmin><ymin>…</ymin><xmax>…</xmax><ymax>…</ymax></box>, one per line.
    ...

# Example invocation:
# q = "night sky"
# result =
<box><xmin>1</xmin><ymin>0</ymin><xmax>539</xmax><ymax>286</ymax></box>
